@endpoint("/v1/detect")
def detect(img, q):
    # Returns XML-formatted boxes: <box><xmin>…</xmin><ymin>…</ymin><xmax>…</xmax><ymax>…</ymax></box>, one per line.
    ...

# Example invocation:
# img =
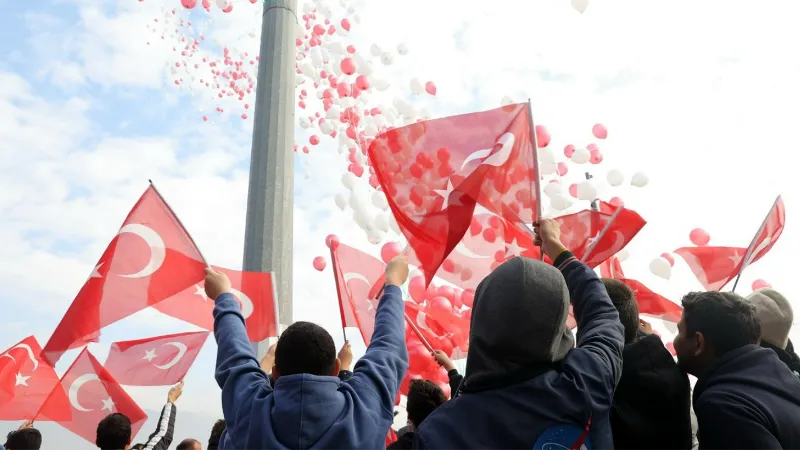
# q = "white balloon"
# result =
<box><xmin>216</xmin><ymin>0</ymin><xmax>230</xmax><ymax>8</ymax></box>
<box><xmin>380</xmin><ymin>52</ymin><xmax>395</xmax><ymax>66</ymax></box>
<box><xmin>334</xmin><ymin>193</ymin><xmax>348</xmax><ymax>210</ymax></box>
<box><xmin>388</xmin><ymin>214</ymin><xmax>401</xmax><ymax>234</ymax></box>
<box><xmin>342</xmin><ymin>172</ymin><xmax>357</xmax><ymax>190</ymax></box>
<box><xmin>616</xmin><ymin>248</ymin><xmax>630</xmax><ymax>262</ymax></box>
<box><xmin>301</xmin><ymin>2</ymin><xmax>313</xmax><ymax>14</ymax></box>
<box><xmin>571</xmin><ymin>147</ymin><xmax>591</xmax><ymax>164</ymax></box>
<box><xmin>577</xmin><ymin>180</ymin><xmax>598</xmax><ymax>201</ymax></box>
<box><xmin>649</xmin><ymin>257</ymin><xmax>672</xmax><ymax>280</ymax></box>
<box><xmin>326</xmin><ymin>105</ymin><xmax>342</xmax><ymax>119</ymax></box>
<box><xmin>364</xmin><ymin>123</ymin><xmax>378</xmax><ymax>136</ymax></box>
<box><xmin>371</xmin><ymin>191</ymin><xmax>389</xmax><ymax>210</ymax></box>
<box><xmin>319</xmin><ymin>121</ymin><xmax>333</xmax><ymax>134</ymax></box>
<box><xmin>353</xmin><ymin>53</ymin><xmax>372</xmax><ymax>75</ymax></box>
<box><xmin>370</xmin><ymin>44</ymin><xmax>382</xmax><ymax>57</ymax></box>
<box><xmin>543</xmin><ymin>182</ymin><xmax>563</xmax><ymax>197</ymax></box>
<box><xmin>409</xmin><ymin>78</ymin><xmax>424</xmax><ymax>95</ymax></box>
<box><xmin>607</xmin><ymin>169</ymin><xmax>624</xmax><ymax>187</ymax></box>
<box><xmin>631</xmin><ymin>172</ymin><xmax>649</xmax><ymax>187</ymax></box>
<box><xmin>550</xmin><ymin>195</ymin><xmax>570</xmax><ymax>211</ymax></box>
<box><xmin>327</xmin><ymin>41</ymin><xmax>345</xmax><ymax>54</ymax></box>
<box><xmin>501</xmin><ymin>96</ymin><xmax>514</xmax><ymax>106</ymax></box>
<box><xmin>571</xmin><ymin>0</ymin><xmax>589</xmax><ymax>13</ymax></box>
<box><xmin>299</xmin><ymin>117</ymin><xmax>311</xmax><ymax>129</ymax></box>
<box><xmin>373</xmin><ymin>78</ymin><xmax>391</xmax><ymax>91</ymax></box>
<box><xmin>397</xmin><ymin>43</ymin><xmax>409</xmax><ymax>55</ymax></box>
<box><xmin>540</xmin><ymin>162</ymin><xmax>557</xmax><ymax>176</ymax></box>
<box><xmin>539</xmin><ymin>147</ymin><xmax>555</xmax><ymax>165</ymax></box>
<box><xmin>374</xmin><ymin>213</ymin><xmax>389</xmax><ymax>233</ymax></box>
<box><xmin>310</xmin><ymin>49</ymin><xmax>323</xmax><ymax>67</ymax></box>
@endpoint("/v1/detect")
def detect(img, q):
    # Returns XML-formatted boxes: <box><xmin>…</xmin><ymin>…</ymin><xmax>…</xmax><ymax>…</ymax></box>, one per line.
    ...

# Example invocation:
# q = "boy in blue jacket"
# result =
<box><xmin>414</xmin><ymin>218</ymin><xmax>625</xmax><ymax>449</ymax></box>
<box><xmin>205</xmin><ymin>255</ymin><xmax>410</xmax><ymax>449</ymax></box>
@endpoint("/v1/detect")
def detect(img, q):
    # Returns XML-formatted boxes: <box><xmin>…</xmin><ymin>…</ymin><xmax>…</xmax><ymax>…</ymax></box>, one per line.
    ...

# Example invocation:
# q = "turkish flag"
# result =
<box><xmin>620</xmin><ymin>279</ymin><xmax>682</xmax><ymax>322</ymax></box>
<box><xmin>386</xmin><ymin>429</ymin><xmax>398</xmax><ymax>446</ymax></box>
<box><xmin>0</xmin><ymin>336</ymin><xmax>62</xmax><ymax>420</ymax></box>
<box><xmin>103</xmin><ymin>331</ymin><xmax>209</xmax><ymax>386</ymax></box>
<box><xmin>369</xmin><ymin>103</ymin><xmax>540</xmax><ymax>286</ymax></box>
<box><xmin>599</xmin><ymin>255</ymin><xmax>625</xmax><ymax>279</ymax></box>
<box><xmin>37</xmin><ymin>348</ymin><xmax>147</xmax><ymax>445</ymax></box>
<box><xmin>737</xmin><ymin>195</ymin><xmax>785</xmax><ymax>277</ymax></box>
<box><xmin>43</xmin><ymin>186</ymin><xmax>207</xmax><ymax>365</ymax></box>
<box><xmin>331</xmin><ymin>242</ymin><xmax>386</xmax><ymax>345</ymax></box>
<box><xmin>153</xmin><ymin>267</ymin><xmax>277</xmax><ymax>342</ymax></box>
<box><xmin>556</xmin><ymin>207</ymin><xmax>646</xmax><ymax>268</ymax></box>
<box><xmin>673</xmin><ymin>246</ymin><xmax>747</xmax><ymax>291</ymax></box>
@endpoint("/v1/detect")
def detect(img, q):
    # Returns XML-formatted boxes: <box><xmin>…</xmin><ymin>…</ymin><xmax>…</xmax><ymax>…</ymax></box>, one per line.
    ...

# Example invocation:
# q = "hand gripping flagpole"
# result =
<box><xmin>148</xmin><ymin>179</ymin><xmax>211</xmax><ymax>268</ymax></box>
<box><xmin>526</xmin><ymin>100</ymin><xmax>545</xmax><ymax>261</ymax></box>
<box><xmin>581</xmin><ymin>205</ymin><xmax>623</xmax><ymax>263</ymax></box>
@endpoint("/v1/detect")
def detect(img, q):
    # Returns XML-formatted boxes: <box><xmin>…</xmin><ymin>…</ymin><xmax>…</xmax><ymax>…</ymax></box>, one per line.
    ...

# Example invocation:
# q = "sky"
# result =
<box><xmin>1</xmin><ymin>0</ymin><xmax>800</xmax><ymax>447</ymax></box>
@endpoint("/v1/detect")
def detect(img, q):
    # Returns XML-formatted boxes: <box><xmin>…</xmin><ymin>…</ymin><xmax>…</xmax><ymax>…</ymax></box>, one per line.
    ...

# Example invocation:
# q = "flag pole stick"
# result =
<box><xmin>270</xmin><ymin>271</ymin><xmax>282</xmax><ymax>338</ymax></box>
<box><xmin>405</xmin><ymin>312</ymin><xmax>434</xmax><ymax>352</ymax></box>
<box><xmin>148</xmin><ymin>180</ymin><xmax>211</xmax><ymax>268</ymax></box>
<box><xmin>526</xmin><ymin>100</ymin><xmax>545</xmax><ymax>261</ymax></box>
<box><xmin>730</xmin><ymin>195</ymin><xmax>782</xmax><ymax>293</ymax></box>
<box><xmin>329</xmin><ymin>245</ymin><xmax>349</xmax><ymax>343</ymax></box>
<box><xmin>581</xmin><ymin>205</ymin><xmax>623</xmax><ymax>263</ymax></box>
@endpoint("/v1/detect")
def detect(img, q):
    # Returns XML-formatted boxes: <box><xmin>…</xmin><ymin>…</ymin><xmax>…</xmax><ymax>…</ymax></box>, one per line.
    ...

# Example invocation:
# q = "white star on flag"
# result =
<box><xmin>143</xmin><ymin>349</ymin><xmax>157</xmax><ymax>362</ymax></box>
<box><xmin>101</xmin><ymin>397</ymin><xmax>115</xmax><ymax>412</ymax></box>
<box><xmin>434</xmin><ymin>179</ymin><xmax>460</xmax><ymax>210</ymax></box>
<box><xmin>15</xmin><ymin>372</ymin><xmax>30</xmax><ymax>387</ymax></box>
<box><xmin>504</xmin><ymin>237</ymin><xmax>525</xmax><ymax>258</ymax></box>
<box><xmin>193</xmin><ymin>284</ymin><xmax>208</xmax><ymax>301</ymax></box>
<box><xmin>89</xmin><ymin>263</ymin><xmax>104</xmax><ymax>280</ymax></box>
<box><xmin>586</xmin><ymin>231</ymin><xmax>602</xmax><ymax>247</ymax></box>
<box><xmin>729</xmin><ymin>252</ymin><xmax>744</xmax><ymax>267</ymax></box>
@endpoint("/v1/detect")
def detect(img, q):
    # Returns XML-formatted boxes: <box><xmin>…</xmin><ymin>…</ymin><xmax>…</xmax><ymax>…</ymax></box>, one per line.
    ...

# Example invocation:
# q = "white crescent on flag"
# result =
<box><xmin>117</xmin><ymin>224</ymin><xmax>166</xmax><ymax>279</ymax></box>
<box><xmin>68</xmin><ymin>374</ymin><xmax>100</xmax><ymax>412</ymax></box>
<box><xmin>460</xmin><ymin>133</ymin><xmax>516</xmax><ymax>171</ymax></box>
<box><xmin>153</xmin><ymin>342</ymin><xmax>188</xmax><ymax>370</ymax></box>
<box><xmin>11</xmin><ymin>344</ymin><xmax>39</xmax><ymax>372</ymax></box>
<box><xmin>231</xmin><ymin>288</ymin><xmax>255</xmax><ymax>319</ymax></box>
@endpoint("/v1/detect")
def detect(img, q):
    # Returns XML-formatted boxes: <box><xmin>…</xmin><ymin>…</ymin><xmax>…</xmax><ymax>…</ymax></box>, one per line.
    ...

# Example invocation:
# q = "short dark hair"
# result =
<box><xmin>5</xmin><ymin>428</ymin><xmax>42</xmax><ymax>450</ymax></box>
<box><xmin>681</xmin><ymin>291</ymin><xmax>760</xmax><ymax>356</ymax></box>
<box><xmin>208</xmin><ymin>419</ymin><xmax>226</xmax><ymax>450</ymax></box>
<box><xmin>602</xmin><ymin>278</ymin><xmax>639</xmax><ymax>343</ymax></box>
<box><xmin>131</xmin><ymin>445</ymin><xmax>145</xmax><ymax>450</ymax></box>
<box><xmin>406</xmin><ymin>380</ymin><xmax>447</xmax><ymax>427</ymax></box>
<box><xmin>275</xmin><ymin>321</ymin><xmax>336</xmax><ymax>376</ymax></box>
<box><xmin>96</xmin><ymin>413</ymin><xmax>131</xmax><ymax>450</ymax></box>
<box><xmin>176</xmin><ymin>438</ymin><xmax>200</xmax><ymax>450</ymax></box>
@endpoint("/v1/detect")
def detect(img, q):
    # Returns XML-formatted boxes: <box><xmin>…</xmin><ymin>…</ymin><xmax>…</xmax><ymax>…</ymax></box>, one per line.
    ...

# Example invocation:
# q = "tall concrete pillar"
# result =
<box><xmin>243</xmin><ymin>0</ymin><xmax>297</xmax><ymax>359</ymax></box>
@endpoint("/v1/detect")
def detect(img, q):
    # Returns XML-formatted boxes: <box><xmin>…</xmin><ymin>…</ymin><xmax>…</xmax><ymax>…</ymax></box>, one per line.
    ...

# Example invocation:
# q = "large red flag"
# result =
<box><xmin>620</xmin><ymin>279</ymin><xmax>682</xmax><ymax>322</ymax></box>
<box><xmin>557</xmin><ymin>207</ymin><xmax>646</xmax><ymax>268</ymax></box>
<box><xmin>369</xmin><ymin>103</ymin><xmax>539</xmax><ymax>285</ymax></box>
<box><xmin>43</xmin><ymin>186</ymin><xmax>206</xmax><ymax>365</ymax></box>
<box><xmin>599</xmin><ymin>255</ymin><xmax>625</xmax><ymax>279</ymax></box>
<box><xmin>37</xmin><ymin>348</ymin><xmax>147</xmax><ymax>445</ymax></box>
<box><xmin>331</xmin><ymin>242</ymin><xmax>386</xmax><ymax>345</ymax></box>
<box><xmin>153</xmin><ymin>267</ymin><xmax>277</xmax><ymax>341</ymax></box>
<box><xmin>103</xmin><ymin>331</ymin><xmax>209</xmax><ymax>386</ymax></box>
<box><xmin>0</xmin><ymin>336</ymin><xmax>62</xmax><ymax>420</ymax></box>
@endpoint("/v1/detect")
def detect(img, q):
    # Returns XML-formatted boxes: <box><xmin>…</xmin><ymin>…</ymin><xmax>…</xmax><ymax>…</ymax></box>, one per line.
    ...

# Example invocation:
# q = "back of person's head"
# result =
<box><xmin>96</xmin><ymin>413</ymin><xmax>132</xmax><ymax>450</ymax></box>
<box><xmin>463</xmin><ymin>257</ymin><xmax>573</xmax><ymax>390</ymax></box>
<box><xmin>406</xmin><ymin>380</ymin><xmax>447</xmax><ymax>428</ymax></box>
<box><xmin>5</xmin><ymin>428</ymin><xmax>42</xmax><ymax>450</ymax></box>
<box><xmin>130</xmin><ymin>445</ymin><xmax>144</xmax><ymax>450</ymax></box>
<box><xmin>207</xmin><ymin>419</ymin><xmax>225</xmax><ymax>450</ymax></box>
<box><xmin>176</xmin><ymin>438</ymin><xmax>201</xmax><ymax>450</ymax></box>
<box><xmin>602</xmin><ymin>278</ymin><xmax>639</xmax><ymax>343</ymax></box>
<box><xmin>746</xmin><ymin>288</ymin><xmax>793</xmax><ymax>349</ymax></box>
<box><xmin>674</xmin><ymin>291</ymin><xmax>760</xmax><ymax>375</ymax></box>
<box><xmin>274</xmin><ymin>321</ymin><xmax>337</xmax><ymax>376</ymax></box>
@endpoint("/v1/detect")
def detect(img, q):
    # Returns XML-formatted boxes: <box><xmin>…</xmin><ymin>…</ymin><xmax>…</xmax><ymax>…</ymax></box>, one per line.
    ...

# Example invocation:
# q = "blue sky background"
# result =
<box><xmin>2</xmin><ymin>0</ymin><xmax>800</xmax><ymax>448</ymax></box>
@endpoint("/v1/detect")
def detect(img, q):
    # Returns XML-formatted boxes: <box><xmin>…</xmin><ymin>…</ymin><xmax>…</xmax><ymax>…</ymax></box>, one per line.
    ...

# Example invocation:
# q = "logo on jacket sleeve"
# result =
<box><xmin>533</xmin><ymin>424</ymin><xmax>591</xmax><ymax>450</ymax></box>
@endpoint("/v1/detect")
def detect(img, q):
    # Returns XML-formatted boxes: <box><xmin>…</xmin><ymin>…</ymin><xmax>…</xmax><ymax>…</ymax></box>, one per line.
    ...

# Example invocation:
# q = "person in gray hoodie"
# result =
<box><xmin>745</xmin><ymin>288</ymin><xmax>800</xmax><ymax>376</ymax></box>
<box><xmin>413</xmin><ymin>218</ymin><xmax>625</xmax><ymax>449</ymax></box>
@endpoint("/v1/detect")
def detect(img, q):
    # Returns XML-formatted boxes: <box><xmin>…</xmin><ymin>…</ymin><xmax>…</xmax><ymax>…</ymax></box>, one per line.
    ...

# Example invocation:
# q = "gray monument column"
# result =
<box><xmin>243</xmin><ymin>0</ymin><xmax>297</xmax><ymax>359</ymax></box>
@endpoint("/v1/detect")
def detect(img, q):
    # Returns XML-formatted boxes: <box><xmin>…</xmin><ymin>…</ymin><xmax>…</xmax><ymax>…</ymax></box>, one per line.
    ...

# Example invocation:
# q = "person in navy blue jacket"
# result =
<box><xmin>414</xmin><ymin>218</ymin><xmax>625</xmax><ymax>449</ymax></box>
<box><xmin>204</xmin><ymin>255</ymin><xmax>410</xmax><ymax>450</ymax></box>
<box><xmin>672</xmin><ymin>291</ymin><xmax>800</xmax><ymax>448</ymax></box>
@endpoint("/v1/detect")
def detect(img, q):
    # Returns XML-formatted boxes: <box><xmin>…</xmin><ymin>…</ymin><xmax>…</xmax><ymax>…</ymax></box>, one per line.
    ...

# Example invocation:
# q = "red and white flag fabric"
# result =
<box><xmin>599</xmin><ymin>255</ymin><xmax>625</xmax><ymax>279</ymax></box>
<box><xmin>675</xmin><ymin>195</ymin><xmax>785</xmax><ymax>291</ymax></box>
<box><xmin>43</xmin><ymin>186</ymin><xmax>207</xmax><ymax>365</ymax></box>
<box><xmin>619</xmin><ymin>279</ymin><xmax>682</xmax><ymax>322</ymax></box>
<box><xmin>369</xmin><ymin>103</ymin><xmax>540</xmax><ymax>286</ymax></box>
<box><xmin>331</xmin><ymin>242</ymin><xmax>385</xmax><ymax>345</ymax></box>
<box><xmin>153</xmin><ymin>267</ymin><xmax>277</xmax><ymax>342</ymax></box>
<box><xmin>556</xmin><ymin>206</ymin><xmax>646</xmax><ymax>268</ymax></box>
<box><xmin>0</xmin><ymin>336</ymin><xmax>62</xmax><ymax>420</ymax></box>
<box><xmin>37</xmin><ymin>348</ymin><xmax>147</xmax><ymax>445</ymax></box>
<box><xmin>104</xmin><ymin>331</ymin><xmax>209</xmax><ymax>386</ymax></box>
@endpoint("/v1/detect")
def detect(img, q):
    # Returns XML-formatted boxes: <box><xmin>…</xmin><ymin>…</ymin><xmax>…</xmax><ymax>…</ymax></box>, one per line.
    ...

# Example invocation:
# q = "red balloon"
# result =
<box><xmin>592</xmin><ymin>123</ymin><xmax>608</xmax><ymax>139</ymax></box>
<box><xmin>312</xmin><ymin>256</ymin><xmax>326</xmax><ymax>271</ymax></box>
<box><xmin>609</xmin><ymin>196</ymin><xmax>624</xmax><ymax>208</ymax></box>
<box><xmin>309</xmin><ymin>135</ymin><xmax>320</xmax><ymax>145</ymax></box>
<box><xmin>556</xmin><ymin>162</ymin><xmax>569</xmax><ymax>176</ymax></box>
<box><xmin>660</xmin><ymin>252</ymin><xmax>675</xmax><ymax>267</ymax></box>
<box><xmin>355</xmin><ymin>74</ymin><xmax>370</xmax><ymax>90</ymax></box>
<box><xmin>752</xmin><ymin>279</ymin><xmax>772</xmax><ymax>290</ymax></box>
<box><xmin>180</xmin><ymin>0</ymin><xmax>197</xmax><ymax>8</ymax></box>
<box><xmin>568</xmin><ymin>183</ymin><xmax>579</xmax><ymax>198</ymax></box>
<box><xmin>535</xmin><ymin>125</ymin><xmax>551</xmax><ymax>148</ymax></box>
<box><xmin>428</xmin><ymin>296</ymin><xmax>453</xmax><ymax>323</ymax></box>
<box><xmin>409</xmin><ymin>276</ymin><xmax>427</xmax><ymax>304</ymax></box>
<box><xmin>325</xmin><ymin>234</ymin><xmax>339</xmax><ymax>249</ymax></box>
<box><xmin>563</xmin><ymin>144</ymin><xmax>576</xmax><ymax>158</ymax></box>
<box><xmin>380</xmin><ymin>242</ymin><xmax>402</xmax><ymax>263</ymax></box>
<box><xmin>461</xmin><ymin>289</ymin><xmax>475</xmax><ymax>308</ymax></box>
<box><xmin>340</xmin><ymin>18</ymin><xmax>351</xmax><ymax>31</ymax></box>
<box><xmin>425</xmin><ymin>81</ymin><xmax>437</xmax><ymax>95</ymax></box>
<box><xmin>436</xmin><ymin>285</ymin><xmax>455</xmax><ymax>303</ymax></box>
<box><xmin>340</xmin><ymin>57</ymin><xmax>357</xmax><ymax>75</ymax></box>
<box><xmin>689</xmin><ymin>228</ymin><xmax>711</xmax><ymax>246</ymax></box>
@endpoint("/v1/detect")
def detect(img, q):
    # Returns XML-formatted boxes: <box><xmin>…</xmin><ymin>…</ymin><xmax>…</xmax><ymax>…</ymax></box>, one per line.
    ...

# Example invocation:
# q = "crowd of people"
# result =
<box><xmin>4</xmin><ymin>218</ymin><xmax>800</xmax><ymax>449</ymax></box>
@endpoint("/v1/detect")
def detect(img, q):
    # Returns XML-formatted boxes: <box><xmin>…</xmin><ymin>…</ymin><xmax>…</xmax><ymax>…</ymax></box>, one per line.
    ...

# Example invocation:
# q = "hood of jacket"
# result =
<box><xmin>761</xmin><ymin>339</ymin><xmax>800</xmax><ymax>376</ymax></box>
<box><xmin>462</xmin><ymin>256</ymin><xmax>573</xmax><ymax>392</ymax></box>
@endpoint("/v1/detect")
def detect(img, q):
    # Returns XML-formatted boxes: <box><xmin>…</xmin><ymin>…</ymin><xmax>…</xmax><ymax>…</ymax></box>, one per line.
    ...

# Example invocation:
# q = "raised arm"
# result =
<box><xmin>142</xmin><ymin>383</ymin><xmax>182</xmax><ymax>450</ymax></box>
<box><xmin>206</xmin><ymin>268</ymin><xmax>270</xmax><ymax>425</ymax></box>
<box><xmin>347</xmin><ymin>255</ymin><xmax>410</xmax><ymax>417</ymax></box>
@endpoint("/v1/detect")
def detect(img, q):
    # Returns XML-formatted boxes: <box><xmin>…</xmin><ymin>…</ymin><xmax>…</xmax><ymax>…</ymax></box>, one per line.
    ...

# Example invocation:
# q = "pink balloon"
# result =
<box><xmin>313</xmin><ymin>256</ymin><xmax>326</xmax><ymax>271</ymax></box>
<box><xmin>181</xmin><ymin>0</ymin><xmax>197</xmax><ymax>8</ymax></box>
<box><xmin>568</xmin><ymin>183</ymin><xmax>578</xmax><ymax>198</ymax></box>
<box><xmin>425</xmin><ymin>81</ymin><xmax>437</xmax><ymax>95</ymax></box>
<box><xmin>752</xmin><ymin>279</ymin><xmax>772</xmax><ymax>290</ymax></box>
<box><xmin>340</xmin><ymin>57</ymin><xmax>357</xmax><ymax>75</ymax></box>
<box><xmin>309</xmin><ymin>135</ymin><xmax>320</xmax><ymax>145</ymax></box>
<box><xmin>325</xmin><ymin>234</ymin><xmax>339</xmax><ymax>249</ymax></box>
<box><xmin>563</xmin><ymin>144</ymin><xmax>576</xmax><ymax>158</ymax></box>
<box><xmin>428</xmin><ymin>296</ymin><xmax>453</xmax><ymax>321</ymax></box>
<box><xmin>660</xmin><ymin>253</ymin><xmax>675</xmax><ymax>267</ymax></box>
<box><xmin>689</xmin><ymin>228</ymin><xmax>711</xmax><ymax>246</ymax></box>
<box><xmin>436</xmin><ymin>285</ymin><xmax>455</xmax><ymax>302</ymax></box>
<box><xmin>590</xmin><ymin>152</ymin><xmax>603</xmax><ymax>164</ymax></box>
<box><xmin>380</xmin><ymin>242</ymin><xmax>402</xmax><ymax>263</ymax></box>
<box><xmin>556</xmin><ymin>162</ymin><xmax>569</xmax><ymax>176</ymax></box>
<box><xmin>340</xmin><ymin>18</ymin><xmax>351</xmax><ymax>31</ymax></box>
<box><xmin>355</xmin><ymin>74</ymin><xmax>370</xmax><ymax>90</ymax></box>
<box><xmin>535</xmin><ymin>125</ymin><xmax>551</xmax><ymax>148</ymax></box>
<box><xmin>592</xmin><ymin>123</ymin><xmax>608</xmax><ymax>139</ymax></box>
<box><xmin>609</xmin><ymin>196</ymin><xmax>624</xmax><ymax>208</ymax></box>
<box><xmin>409</xmin><ymin>276</ymin><xmax>427</xmax><ymax>304</ymax></box>
<box><xmin>461</xmin><ymin>289</ymin><xmax>475</xmax><ymax>308</ymax></box>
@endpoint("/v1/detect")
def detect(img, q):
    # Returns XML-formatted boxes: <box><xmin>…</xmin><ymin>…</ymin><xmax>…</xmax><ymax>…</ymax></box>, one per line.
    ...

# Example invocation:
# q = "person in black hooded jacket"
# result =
<box><xmin>603</xmin><ymin>279</ymin><xmax>692</xmax><ymax>449</ymax></box>
<box><xmin>673</xmin><ymin>291</ymin><xmax>800</xmax><ymax>448</ymax></box>
<box><xmin>746</xmin><ymin>288</ymin><xmax>800</xmax><ymax>377</ymax></box>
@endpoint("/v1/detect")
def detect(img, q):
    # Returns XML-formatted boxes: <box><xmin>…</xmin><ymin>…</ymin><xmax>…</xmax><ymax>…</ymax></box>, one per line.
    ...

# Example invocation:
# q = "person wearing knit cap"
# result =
<box><xmin>746</xmin><ymin>288</ymin><xmax>800</xmax><ymax>376</ymax></box>
<box><xmin>413</xmin><ymin>218</ymin><xmax>625</xmax><ymax>449</ymax></box>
